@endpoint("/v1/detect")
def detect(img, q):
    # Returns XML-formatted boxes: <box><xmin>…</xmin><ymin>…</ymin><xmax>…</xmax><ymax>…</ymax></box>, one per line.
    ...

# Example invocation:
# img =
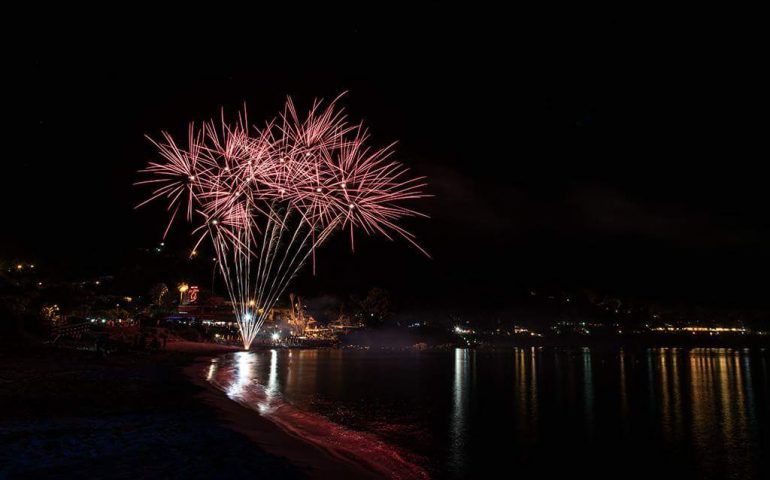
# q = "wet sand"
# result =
<box><xmin>191</xmin><ymin>353</ymin><xmax>427</xmax><ymax>479</ymax></box>
<box><xmin>184</xmin><ymin>356</ymin><xmax>380</xmax><ymax>479</ymax></box>
<box><xmin>0</xmin><ymin>342</ymin><xmax>379</xmax><ymax>479</ymax></box>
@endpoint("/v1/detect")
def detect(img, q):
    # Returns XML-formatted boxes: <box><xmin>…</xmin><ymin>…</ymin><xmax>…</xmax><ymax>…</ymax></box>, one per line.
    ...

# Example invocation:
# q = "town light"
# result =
<box><xmin>178</xmin><ymin>282</ymin><xmax>189</xmax><ymax>303</ymax></box>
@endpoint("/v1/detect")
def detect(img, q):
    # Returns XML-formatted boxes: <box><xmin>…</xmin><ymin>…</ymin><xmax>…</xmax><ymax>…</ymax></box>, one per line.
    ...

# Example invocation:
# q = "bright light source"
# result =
<box><xmin>136</xmin><ymin>95</ymin><xmax>429</xmax><ymax>351</ymax></box>
<box><xmin>271</xmin><ymin>332</ymin><xmax>280</xmax><ymax>341</ymax></box>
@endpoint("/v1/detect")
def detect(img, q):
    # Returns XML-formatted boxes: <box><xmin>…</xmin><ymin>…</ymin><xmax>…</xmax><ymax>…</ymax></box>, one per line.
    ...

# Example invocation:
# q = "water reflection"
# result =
<box><xmin>619</xmin><ymin>349</ymin><xmax>628</xmax><ymax>419</ymax></box>
<box><xmin>259</xmin><ymin>349</ymin><xmax>280</xmax><ymax>413</ymax></box>
<box><xmin>516</xmin><ymin>348</ymin><xmax>526</xmax><ymax>425</ymax></box>
<box><xmin>513</xmin><ymin>347</ymin><xmax>539</xmax><ymax>439</ymax></box>
<box><xmin>743</xmin><ymin>353</ymin><xmax>755</xmax><ymax>425</ymax></box>
<box><xmin>450</xmin><ymin>348</ymin><xmax>470</xmax><ymax>476</ymax></box>
<box><xmin>671</xmin><ymin>350</ymin><xmax>682</xmax><ymax>440</ymax></box>
<box><xmin>529</xmin><ymin>347</ymin><xmax>538</xmax><ymax>431</ymax></box>
<box><xmin>582</xmin><ymin>347</ymin><xmax>594</xmax><ymax>435</ymax></box>
<box><xmin>226</xmin><ymin>351</ymin><xmax>255</xmax><ymax>400</ymax></box>
<box><xmin>285</xmin><ymin>349</ymin><xmax>317</xmax><ymax>400</ymax></box>
<box><xmin>205</xmin><ymin>347</ymin><xmax>768</xmax><ymax>479</ymax></box>
<box><xmin>693</xmin><ymin>349</ymin><xmax>758</xmax><ymax>477</ymax></box>
<box><xmin>266</xmin><ymin>350</ymin><xmax>279</xmax><ymax>398</ymax></box>
<box><xmin>660</xmin><ymin>349</ymin><xmax>669</xmax><ymax>440</ymax></box>
<box><xmin>206</xmin><ymin>358</ymin><xmax>218</xmax><ymax>382</ymax></box>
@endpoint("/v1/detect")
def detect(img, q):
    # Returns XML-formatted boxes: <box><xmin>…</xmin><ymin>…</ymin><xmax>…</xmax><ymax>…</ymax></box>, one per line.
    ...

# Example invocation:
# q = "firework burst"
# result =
<box><xmin>137</xmin><ymin>95</ymin><xmax>429</xmax><ymax>349</ymax></box>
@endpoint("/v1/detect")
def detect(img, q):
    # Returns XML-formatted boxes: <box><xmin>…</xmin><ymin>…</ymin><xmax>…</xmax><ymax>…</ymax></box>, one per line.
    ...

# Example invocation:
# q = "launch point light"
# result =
<box><xmin>137</xmin><ymin>94</ymin><xmax>429</xmax><ymax>349</ymax></box>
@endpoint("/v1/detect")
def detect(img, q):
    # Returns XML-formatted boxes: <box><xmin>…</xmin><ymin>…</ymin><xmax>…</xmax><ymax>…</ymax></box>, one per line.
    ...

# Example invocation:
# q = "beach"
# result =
<box><xmin>0</xmin><ymin>342</ymin><xmax>378</xmax><ymax>479</ymax></box>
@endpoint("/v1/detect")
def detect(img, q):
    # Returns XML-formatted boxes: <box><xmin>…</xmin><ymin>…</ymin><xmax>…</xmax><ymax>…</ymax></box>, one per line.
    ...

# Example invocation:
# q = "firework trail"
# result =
<box><xmin>137</xmin><ymin>95</ymin><xmax>428</xmax><ymax>349</ymax></box>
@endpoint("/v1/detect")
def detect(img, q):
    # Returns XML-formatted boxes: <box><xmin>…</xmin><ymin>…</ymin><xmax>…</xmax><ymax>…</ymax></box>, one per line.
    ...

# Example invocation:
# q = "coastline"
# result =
<box><xmin>188</xmin><ymin>350</ymin><xmax>429</xmax><ymax>479</ymax></box>
<box><xmin>183</xmin><ymin>353</ymin><xmax>381</xmax><ymax>479</ymax></box>
<box><xmin>0</xmin><ymin>341</ymin><xmax>381</xmax><ymax>479</ymax></box>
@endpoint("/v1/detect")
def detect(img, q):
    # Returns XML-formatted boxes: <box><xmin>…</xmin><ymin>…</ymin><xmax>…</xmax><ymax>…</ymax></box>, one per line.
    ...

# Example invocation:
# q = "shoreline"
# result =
<box><xmin>182</xmin><ymin>352</ymin><xmax>382</xmax><ymax>479</ymax></box>
<box><xmin>4</xmin><ymin>341</ymin><xmax>768</xmax><ymax>478</ymax></box>
<box><xmin>0</xmin><ymin>341</ymin><xmax>382</xmax><ymax>479</ymax></box>
<box><xmin>188</xmin><ymin>350</ymin><xmax>430</xmax><ymax>479</ymax></box>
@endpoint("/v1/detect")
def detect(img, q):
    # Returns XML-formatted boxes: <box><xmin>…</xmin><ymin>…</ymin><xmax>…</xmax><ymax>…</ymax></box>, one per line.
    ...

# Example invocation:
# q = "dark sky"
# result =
<box><xmin>4</xmin><ymin>9</ymin><xmax>768</xmax><ymax>312</ymax></box>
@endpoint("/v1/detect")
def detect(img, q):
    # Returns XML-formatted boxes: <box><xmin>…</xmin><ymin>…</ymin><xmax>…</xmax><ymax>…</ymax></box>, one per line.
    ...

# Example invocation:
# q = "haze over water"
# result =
<box><xmin>207</xmin><ymin>348</ymin><xmax>769</xmax><ymax>479</ymax></box>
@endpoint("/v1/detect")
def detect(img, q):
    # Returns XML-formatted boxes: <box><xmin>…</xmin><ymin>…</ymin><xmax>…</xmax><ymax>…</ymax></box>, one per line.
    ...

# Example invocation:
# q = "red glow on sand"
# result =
<box><xmin>208</xmin><ymin>360</ymin><xmax>429</xmax><ymax>479</ymax></box>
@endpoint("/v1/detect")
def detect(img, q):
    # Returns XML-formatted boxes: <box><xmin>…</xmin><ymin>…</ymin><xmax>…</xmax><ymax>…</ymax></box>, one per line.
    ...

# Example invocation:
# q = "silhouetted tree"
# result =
<box><xmin>357</xmin><ymin>287</ymin><xmax>391</xmax><ymax>328</ymax></box>
<box><xmin>149</xmin><ymin>283</ymin><xmax>170</xmax><ymax>307</ymax></box>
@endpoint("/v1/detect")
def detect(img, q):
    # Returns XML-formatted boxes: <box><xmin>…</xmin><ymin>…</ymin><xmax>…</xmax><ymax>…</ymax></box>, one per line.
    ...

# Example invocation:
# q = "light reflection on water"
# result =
<box><xmin>206</xmin><ymin>347</ymin><xmax>769</xmax><ymax>479</ymax></box>
<box><xmin>225</xmin><ymin>351</ymin><xmax>254</xmax><ymax>401</ymax></box>
<box><xmin>266</xmin><ymin>349</ymin><xmax>279</xmax><ymax>402</ymax></box>
<box><xmin>206</xmin><ymin>358</ymin><xmax>217</xmax><ymax>381</ymax></box>
<box><xmin>450</xmin><ymin>348</ymin><xmax>469</xmax><ymax>475</ymax></box>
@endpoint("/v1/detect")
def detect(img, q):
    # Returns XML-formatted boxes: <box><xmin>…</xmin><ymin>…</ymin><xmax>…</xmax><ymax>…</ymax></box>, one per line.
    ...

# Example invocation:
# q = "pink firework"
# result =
<box><xmin>137</xmin><ymin>94</ymin><xmax>429</xmax><ymax>349</ymax></box>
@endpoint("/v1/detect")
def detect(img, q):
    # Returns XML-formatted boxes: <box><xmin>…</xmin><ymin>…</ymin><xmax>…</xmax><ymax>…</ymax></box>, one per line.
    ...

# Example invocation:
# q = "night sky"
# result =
<box><xmin>5</xmin><ymin>11</ymin><xmax>767</xmax><ymax>313</ymax></box>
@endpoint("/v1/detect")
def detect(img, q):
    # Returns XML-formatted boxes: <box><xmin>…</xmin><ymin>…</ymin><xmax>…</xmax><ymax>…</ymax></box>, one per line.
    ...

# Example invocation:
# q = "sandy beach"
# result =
<box><xmin>0</xmin><ymin>342</ymin><xmax>379</xmax><ymax>479</ymax></box>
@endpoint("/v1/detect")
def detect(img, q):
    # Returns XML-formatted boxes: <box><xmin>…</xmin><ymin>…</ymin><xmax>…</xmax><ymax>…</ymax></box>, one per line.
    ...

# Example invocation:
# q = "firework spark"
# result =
<box><xmin>137</xmin><ymin>95</ymin><xmax>429</xmax><ymax>349</ymax></box>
